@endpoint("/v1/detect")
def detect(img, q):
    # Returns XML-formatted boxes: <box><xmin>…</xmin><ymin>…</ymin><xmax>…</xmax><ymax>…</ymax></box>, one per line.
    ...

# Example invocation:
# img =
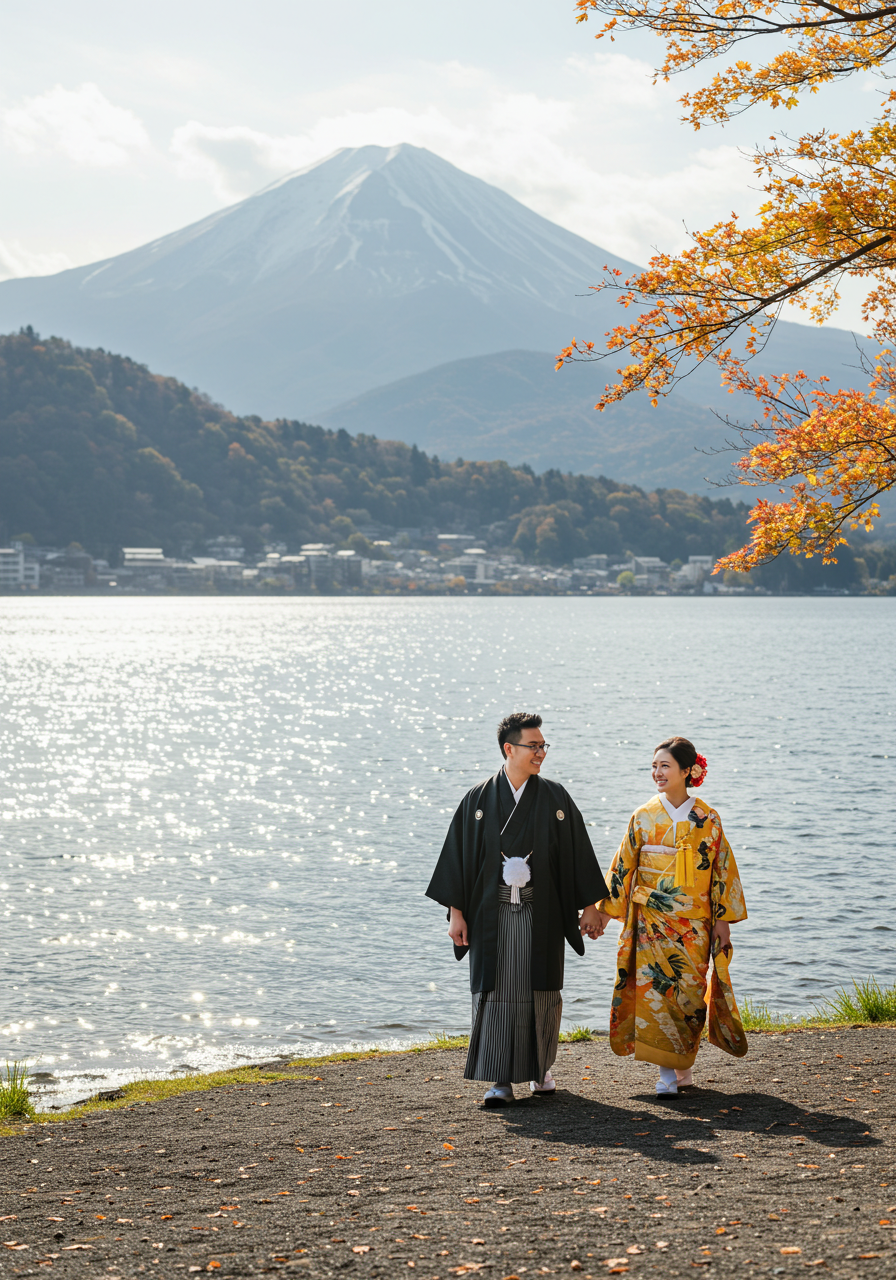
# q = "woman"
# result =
<box><xmin>593</xmin><ymin>737</ymin><xmax>747</xmax><ymax>1095</ymax></box>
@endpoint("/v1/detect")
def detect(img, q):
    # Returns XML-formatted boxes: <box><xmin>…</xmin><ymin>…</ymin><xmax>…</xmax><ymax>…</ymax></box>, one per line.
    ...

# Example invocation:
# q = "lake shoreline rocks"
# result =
<box><xmin>1</xmin><ymin>1028</ymin><xmax>893</xmax><ymax>1277</ymax></box>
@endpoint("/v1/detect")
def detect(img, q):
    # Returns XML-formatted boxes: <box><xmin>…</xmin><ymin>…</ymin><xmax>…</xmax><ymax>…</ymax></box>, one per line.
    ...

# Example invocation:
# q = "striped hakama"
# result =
<box><xmin>464</xmin><ymin>884</ymin><xmax>562</xmax><ymax>1086</ymax></box>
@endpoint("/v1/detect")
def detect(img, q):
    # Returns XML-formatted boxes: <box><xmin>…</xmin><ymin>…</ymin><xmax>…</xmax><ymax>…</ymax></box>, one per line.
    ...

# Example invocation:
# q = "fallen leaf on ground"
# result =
<box><xmin>352</xmin><ymin>1245</ymin><xmax>370</xmax><ymax>1254</ymax></box>
<box><xmin>781</xmin><ymin>1247</ymin><xmax>801</xmax><ymax>1255</ymax></box>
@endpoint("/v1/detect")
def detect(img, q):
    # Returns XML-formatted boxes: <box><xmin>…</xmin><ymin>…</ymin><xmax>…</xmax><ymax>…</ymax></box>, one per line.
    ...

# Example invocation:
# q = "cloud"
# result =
<box><xmin>167</xmin><ymin>52</ymin><xmax>756</xmax><ymax>264</ymax></box>
<box><xmin>0</xmin><ymin>239</ymin><xmax>74</xmax><ymax>282</ymax></box>
<box><xmin>3</xmin><ymin>83</ymin><xmax>150</xmax><ymax>167</ymax></box>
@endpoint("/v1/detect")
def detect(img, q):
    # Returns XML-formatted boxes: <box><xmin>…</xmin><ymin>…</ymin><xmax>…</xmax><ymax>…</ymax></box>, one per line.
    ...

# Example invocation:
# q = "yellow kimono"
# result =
<box><xmin>600</xmin><ymin>792</ymin><xmax>748</xmax><ymax>1069</ymax></box>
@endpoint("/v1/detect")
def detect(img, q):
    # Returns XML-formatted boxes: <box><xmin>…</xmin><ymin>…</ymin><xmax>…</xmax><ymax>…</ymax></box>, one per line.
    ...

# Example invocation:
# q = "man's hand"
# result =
<box><xmin>712</xmin><ymin>919</ymin><xmax>731</xmax><ymax>953</ymax></box>
<box><xmin>579</xmin><ymin>904</ymin><xmax>611</xmax><ymax>940</ymax></box>
<box><xmin>448</xmin><ymin>907</ymin><xmax>468</xmax><ymax>948</ymax></box>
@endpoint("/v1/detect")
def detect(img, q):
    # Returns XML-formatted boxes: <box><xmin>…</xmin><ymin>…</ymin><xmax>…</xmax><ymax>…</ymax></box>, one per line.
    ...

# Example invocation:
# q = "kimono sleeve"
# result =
<box><xmin>425</xmin><ymin>798</ymin><xmax>467</xmax><ymax>913</ymax></box>
<box><xmin>599</xmin><ymin>811</ymin><xmax>643</xmax><ymax>920</ymax></box>
<box><xmin>710</xmin><ymin>824</ymin><xmax>747</xmax><ymax>923</ymax></box>
<box><xmin>566</xmin><ymin>795</ymin><xmax>609</xmax><ymax>908</ymax></box>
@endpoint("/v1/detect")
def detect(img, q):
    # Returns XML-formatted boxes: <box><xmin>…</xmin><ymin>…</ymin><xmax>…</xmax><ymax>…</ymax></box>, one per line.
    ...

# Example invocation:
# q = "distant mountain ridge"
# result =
<box><xmin>320</xmin><ymin>348</ymin><xmax>735</xmax><ymax>490</ymax></box>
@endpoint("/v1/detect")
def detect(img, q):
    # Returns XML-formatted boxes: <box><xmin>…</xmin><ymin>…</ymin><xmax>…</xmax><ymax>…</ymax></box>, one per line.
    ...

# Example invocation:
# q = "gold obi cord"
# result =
<box><xmin>674</xmin><ymin>838</ymin><xmax>695</xmax><ymax>888</ymax></box>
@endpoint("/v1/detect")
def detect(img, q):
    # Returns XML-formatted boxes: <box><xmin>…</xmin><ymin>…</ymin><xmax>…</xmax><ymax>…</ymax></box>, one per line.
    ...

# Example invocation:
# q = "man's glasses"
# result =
<box><xmin>511</xmin><ymin>742</ymin><xmax>550</xmax><ymax>754</ymax></box>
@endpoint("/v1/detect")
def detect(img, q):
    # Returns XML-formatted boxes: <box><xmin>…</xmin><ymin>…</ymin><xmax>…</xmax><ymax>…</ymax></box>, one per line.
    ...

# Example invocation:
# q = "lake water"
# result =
<box><xmin>1</xmin><ymin>596</ymin><xmax>893</xmax><ymax>1109</ymax></box>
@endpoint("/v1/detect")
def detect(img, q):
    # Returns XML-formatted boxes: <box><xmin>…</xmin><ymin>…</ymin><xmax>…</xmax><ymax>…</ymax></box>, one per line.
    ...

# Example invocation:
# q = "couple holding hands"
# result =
<box><xmin>426</xmin><ymin>712</ymin><xmax>748</xmax><ymax>1107</ymax></box>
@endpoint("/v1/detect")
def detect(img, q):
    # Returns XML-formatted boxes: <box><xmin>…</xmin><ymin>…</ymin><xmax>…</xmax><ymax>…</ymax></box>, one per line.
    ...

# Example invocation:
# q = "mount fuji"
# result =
<box><xmin>0</xmin><ymin>142</ymin><xmax>867</xmax><ymax>484</ymax></box>
<box><xmin>0</xmin><ymin>144</ymin><xmax>643</xmax><ymax>416</ymax></box>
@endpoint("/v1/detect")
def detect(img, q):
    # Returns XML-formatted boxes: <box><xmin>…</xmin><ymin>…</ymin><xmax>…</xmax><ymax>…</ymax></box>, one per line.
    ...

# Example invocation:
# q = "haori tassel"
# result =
<box><xmin>674</xmin><ymin>838</ymin><xmax>695</xmax><ymax>888</ymax></box>
<box><xmin>502</xmin><ymin>853</ymin><xmax>532</xmax><ymax>906</ymax></box>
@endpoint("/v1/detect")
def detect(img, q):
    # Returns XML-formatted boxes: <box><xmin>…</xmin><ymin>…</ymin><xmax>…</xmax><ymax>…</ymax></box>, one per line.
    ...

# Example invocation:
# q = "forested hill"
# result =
<box><xmin>0</xmin><ymin>329</ymin><xmax>752</xmax><ymax>564</ymax></box>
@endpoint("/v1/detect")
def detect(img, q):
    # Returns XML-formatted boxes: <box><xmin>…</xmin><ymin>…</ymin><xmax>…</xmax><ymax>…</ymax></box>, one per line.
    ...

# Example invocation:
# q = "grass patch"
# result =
<box><xmin>559</xmin><ymin>1024</ymin><xmax>597</xmax><ymax>1043</ymax></box>
<box><xmin>427</xmin><ymin>1032</ymin><xmax>469</xmax><ymax>1050</ymax></box>
<box><xmin>0</xmin><ymin>1061</ymin><xmax>35</xmax><ymax>1121</ymax></box>
<box><xmin>0</xmin><ymin>1066</ymin><xmax>293</xmax><ymax>1136</ymax></box>
<box><xmin>738</xmin><ymin>977</ymin><xmax>896</xmax><ymax>1033</ymax></box>
<box><xmin>287</xmin><ymin>1032</ymin><xmax>469</xmax><ymax>1067</ymax></box>
<box><xmin>820</xmin><ymin>976</ymin><xmax>896</xmax><ymax>1024</ymax></box>
<box><xmin>739</xmin><ymin>998</ymin><xmax>802</xmax><ymax>1032</ymax></box>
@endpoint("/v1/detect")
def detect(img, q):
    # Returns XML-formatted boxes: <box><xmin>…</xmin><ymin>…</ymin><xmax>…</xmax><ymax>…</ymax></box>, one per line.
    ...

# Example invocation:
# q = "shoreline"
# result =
<box><xmin>0</xmin><ymin>586</ymin><xmax>885</xmax><ymax>598</ymax></box>
<box><xmin>6</xmin><ymin>1021</ymin><xmax>893</xmax><ymax>1133</ymax></box>
<box><xmin>1</xmin><ymin>1028</ymin><xmax>893</xmax><ymax>1278</ymax></box>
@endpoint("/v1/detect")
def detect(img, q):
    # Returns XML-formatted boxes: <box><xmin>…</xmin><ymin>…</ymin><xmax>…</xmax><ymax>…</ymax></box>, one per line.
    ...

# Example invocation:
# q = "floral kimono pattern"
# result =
<box><xmin>600</xmin><ymin>794</ymin><xmax>748</xmax><ymax>1069</ymax></box>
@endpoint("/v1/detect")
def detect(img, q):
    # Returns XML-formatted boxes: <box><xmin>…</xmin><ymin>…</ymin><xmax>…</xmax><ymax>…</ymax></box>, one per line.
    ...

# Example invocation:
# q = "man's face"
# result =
<box><xmin>504</xmin><ymin>727</ymin><xmax>547</xmax><ymax>778</ymax></box>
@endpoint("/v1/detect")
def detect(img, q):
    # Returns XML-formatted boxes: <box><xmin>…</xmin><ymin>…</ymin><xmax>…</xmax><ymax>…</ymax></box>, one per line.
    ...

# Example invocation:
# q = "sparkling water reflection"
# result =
<box><xmin>0</xmin><ymin>596</ymin><xmax>893</xmax><ymax>1107</ymax></box>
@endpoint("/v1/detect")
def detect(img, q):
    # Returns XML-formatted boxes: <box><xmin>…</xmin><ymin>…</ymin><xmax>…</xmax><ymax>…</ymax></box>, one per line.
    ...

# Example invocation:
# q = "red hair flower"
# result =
<box><xmin>689</xmin><ymin>754</ymin><xmax>708</xmax><ymax>787</ymax></box>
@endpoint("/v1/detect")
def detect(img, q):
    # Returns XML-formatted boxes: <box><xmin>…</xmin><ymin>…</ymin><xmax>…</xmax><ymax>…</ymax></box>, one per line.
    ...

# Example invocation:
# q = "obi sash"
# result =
<box><xmin>641</xmin><ymin>838</ymin><xmax>695</xmax><ymax>888</ymax></box>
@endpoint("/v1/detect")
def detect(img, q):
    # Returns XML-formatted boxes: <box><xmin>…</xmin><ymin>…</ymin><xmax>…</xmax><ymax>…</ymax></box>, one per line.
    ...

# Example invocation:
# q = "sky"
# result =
<box><xmin>0</xmin><ymin>0</ymin><xmax>882</xmax><ymax>328</ymax></box>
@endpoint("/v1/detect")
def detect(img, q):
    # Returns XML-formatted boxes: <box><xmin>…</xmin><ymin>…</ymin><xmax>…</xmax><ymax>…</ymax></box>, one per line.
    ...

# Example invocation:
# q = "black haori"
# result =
<box><xmin>427</xmin><ymin>770</ymin><xmax>607</xmax><ymax>993</ymax></box>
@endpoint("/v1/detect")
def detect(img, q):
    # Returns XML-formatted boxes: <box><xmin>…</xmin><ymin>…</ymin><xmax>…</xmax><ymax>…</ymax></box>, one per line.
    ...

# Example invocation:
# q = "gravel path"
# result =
<box><xmin>1</xmin><ymin>1028</ymin><xmax>894</xmax><ymax>1279</ymax></box>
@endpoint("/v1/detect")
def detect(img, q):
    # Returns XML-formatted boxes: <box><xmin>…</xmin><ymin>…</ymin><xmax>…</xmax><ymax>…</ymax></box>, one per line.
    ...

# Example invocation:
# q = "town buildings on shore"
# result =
<box><xmin>0</xmin><ymin>535</ymin><xmax>750</xmax><ymax>595</ymax></box>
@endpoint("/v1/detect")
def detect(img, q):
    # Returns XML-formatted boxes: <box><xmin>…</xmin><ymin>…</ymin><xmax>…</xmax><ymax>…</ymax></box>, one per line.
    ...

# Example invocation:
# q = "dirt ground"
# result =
<box><xmin>1</xmin><ymin>1027</ymin><xmax>894</xmax><ymax>1279</ymax></box>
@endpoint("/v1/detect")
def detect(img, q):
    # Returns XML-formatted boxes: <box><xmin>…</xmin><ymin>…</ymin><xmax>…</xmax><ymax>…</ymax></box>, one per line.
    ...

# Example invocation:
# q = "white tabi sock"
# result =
<box><xmin>658</xmin><ymin>1066</ymin><xmax>677</xmax><ymax>1088</ymax></box>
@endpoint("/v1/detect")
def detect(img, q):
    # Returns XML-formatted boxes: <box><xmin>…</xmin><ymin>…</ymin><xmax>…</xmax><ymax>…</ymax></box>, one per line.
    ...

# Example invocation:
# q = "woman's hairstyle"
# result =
<box><xmin>655</xmin><ymin>736</ymin><xmax>708</xmax><ymax>787</ymax></box>
<box><xmin>497</xmin><ymin>711</ymin><xmax>542</xmax><ymax>758</ymax></box>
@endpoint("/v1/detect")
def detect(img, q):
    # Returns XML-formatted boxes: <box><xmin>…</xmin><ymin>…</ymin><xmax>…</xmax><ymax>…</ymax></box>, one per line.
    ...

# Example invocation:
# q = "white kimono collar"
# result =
<box><xmin>658</xmin><ymin>792</ymin><xmax>694</xmax><ymax>823</ymax></box>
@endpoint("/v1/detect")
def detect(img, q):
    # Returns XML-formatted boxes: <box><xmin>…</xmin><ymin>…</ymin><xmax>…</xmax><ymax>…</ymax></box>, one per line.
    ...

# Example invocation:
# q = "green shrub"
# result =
<box><xmin>821</xmin><ymin>977</ymin><xmax>896</xmax><ymax>1024</ymax></box>
<box><xmin>559</xmin><ymin>1024</ymin><xmax>595</xmax><ymax>1043</ymax></box>
<box><xmin>0</xmin><ymin>1061</ymin><xmax>35</xmax><ymax>1120</ymax></box>
<box><xmin>739</xmin><ymin>998</ymin><xmax>792</xmax><ymax>1031</ymax></box>
<box><xmin>428</xmin><ymin>1032</ymin><xmax>469</xmax><ymax>1050</ymax></box>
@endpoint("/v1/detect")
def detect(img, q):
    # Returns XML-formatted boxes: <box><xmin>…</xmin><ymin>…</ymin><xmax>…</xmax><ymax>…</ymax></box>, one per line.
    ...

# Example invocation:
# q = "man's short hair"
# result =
<box><xmin>497</xmin><ymin>711</ymin><xmax>542</xmax><ymax>758</ymax></box>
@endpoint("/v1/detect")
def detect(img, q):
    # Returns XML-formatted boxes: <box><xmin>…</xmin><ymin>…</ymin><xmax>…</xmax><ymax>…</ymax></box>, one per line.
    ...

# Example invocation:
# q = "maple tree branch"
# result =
<box><xmin>735</xmin><ymin>234</ymin><xmax>893</xmax><ymax>311</ymax></box>
<box><xmin>568</xmin><ymin>234</ymin><xmax>895</xmax><ymax>367</ymax></box>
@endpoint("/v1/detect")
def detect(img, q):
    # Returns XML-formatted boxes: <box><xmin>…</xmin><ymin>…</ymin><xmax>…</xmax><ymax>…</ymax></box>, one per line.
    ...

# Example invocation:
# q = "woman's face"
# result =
<box><xmin>652</xmin><ymin>749</ymin><xmax>689</xmax><ymax>794</ymax></box>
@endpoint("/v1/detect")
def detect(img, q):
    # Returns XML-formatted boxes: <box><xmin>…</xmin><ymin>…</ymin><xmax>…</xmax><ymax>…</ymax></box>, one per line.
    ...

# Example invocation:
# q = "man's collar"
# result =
<box><xmin>503</xmin><ymin>765</ymin><xmax>529</xmax><ymax>804</ymax></box>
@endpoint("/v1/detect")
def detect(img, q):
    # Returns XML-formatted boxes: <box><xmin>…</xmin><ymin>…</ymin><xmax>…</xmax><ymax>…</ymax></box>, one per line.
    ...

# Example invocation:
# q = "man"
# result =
<box><xmin>426</xmin><ymin>712</ymin><xmax>608</xmax><ymax>1107</ymax></box>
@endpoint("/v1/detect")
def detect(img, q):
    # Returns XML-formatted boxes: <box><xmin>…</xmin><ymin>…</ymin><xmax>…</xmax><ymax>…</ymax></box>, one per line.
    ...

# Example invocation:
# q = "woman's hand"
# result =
<box><xmin>448</xmin><ymin>907</ymin><xmax>468</xmax><ymax>948</ymax></box>
<box><xmin>711</xmin><ymin>919</ymin><xmax>731</xmax><ymax>952</ymax></box>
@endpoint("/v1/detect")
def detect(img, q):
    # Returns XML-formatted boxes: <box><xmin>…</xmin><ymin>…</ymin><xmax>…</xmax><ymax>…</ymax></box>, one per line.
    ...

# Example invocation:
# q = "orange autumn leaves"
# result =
<box><xmin>558</xmin><ymin>0</ymin><xmax>896</xmax><ymax>568</ymax></box>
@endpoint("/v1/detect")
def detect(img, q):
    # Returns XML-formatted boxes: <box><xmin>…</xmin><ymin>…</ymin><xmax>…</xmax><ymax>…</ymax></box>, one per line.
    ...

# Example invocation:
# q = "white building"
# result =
<box><xmin>674</xmin><ymin>555</ymin><xmax>717</xmax><ymax>585</ymax></box>
<box><xmin>462</xmin><ymin>548</ymin><xmax>499</xmax><ymax>583</ymax></box>
<box><xmin>0</xmin><ymin>546</ymin><xmax>39</xmax><ymax>589</ymax></box>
